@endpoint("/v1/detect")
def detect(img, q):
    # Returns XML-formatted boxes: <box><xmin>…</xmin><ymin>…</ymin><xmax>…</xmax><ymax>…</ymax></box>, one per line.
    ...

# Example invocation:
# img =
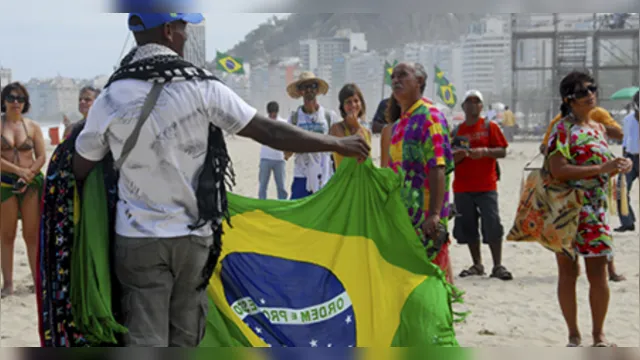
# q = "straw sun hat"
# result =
<box><xmin>286</xmin><ymin>71</ymin><xmax>329</xmax><ymax>99</ymax></box>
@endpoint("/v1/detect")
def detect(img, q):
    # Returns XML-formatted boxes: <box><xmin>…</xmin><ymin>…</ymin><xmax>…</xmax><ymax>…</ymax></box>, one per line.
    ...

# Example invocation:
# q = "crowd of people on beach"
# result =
<box><xmin>1</xmin><ymin>11</ymin><xmax>639</xmax><ymax>348</ymax></box>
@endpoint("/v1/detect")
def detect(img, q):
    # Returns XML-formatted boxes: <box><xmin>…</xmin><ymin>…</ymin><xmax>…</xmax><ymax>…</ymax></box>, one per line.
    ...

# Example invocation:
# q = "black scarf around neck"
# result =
<box><xmin>107</xmin><ymin>46</ymin><xmax>235</xmax><ymax>290</ymax></box>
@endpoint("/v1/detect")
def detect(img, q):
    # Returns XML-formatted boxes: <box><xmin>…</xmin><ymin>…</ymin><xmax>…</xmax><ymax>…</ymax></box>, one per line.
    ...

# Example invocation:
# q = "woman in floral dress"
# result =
<box><xmin>547</xmin><ymin>71</ymin><xmax>633</xmax><ymax>347</ymax></box>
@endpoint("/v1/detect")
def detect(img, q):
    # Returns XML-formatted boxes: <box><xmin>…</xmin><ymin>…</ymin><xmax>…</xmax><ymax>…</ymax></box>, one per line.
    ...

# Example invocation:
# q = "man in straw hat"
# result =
<box><xmin>285</xmin><ymin>71</ymin><xmax>341</xmax><ymax>199</ymax></box>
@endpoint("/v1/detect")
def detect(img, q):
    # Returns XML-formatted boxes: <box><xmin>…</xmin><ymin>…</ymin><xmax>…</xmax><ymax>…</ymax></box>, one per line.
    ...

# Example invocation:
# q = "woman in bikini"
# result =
<box><xmin>547</xmin><ymin>71</ymin><xmax>633</xmax><ymax>347</ymax></box>
<box><xmin>1</xmin><ymin>82</ymin><xmax>46</xmax><ymax>297</ymax></box>
<box><xmin>329</xmin><ymin>83</ymin><xmax>371</xmax><ymax>168</ymax></box>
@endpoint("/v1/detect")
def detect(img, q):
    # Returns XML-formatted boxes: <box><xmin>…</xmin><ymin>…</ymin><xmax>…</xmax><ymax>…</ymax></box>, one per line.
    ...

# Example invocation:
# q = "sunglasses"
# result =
<box><xmin>5</xmin><ymin>94</ymin><xmax>26</xmax><ymax>103</ymax></box>
<box><xmin>298</xmin><ymin>82</ymin><xmax>318</xmax><ymax>91</ymax></box>
<box><xmin>568</xmin><ymin>85</ymin><xmax>598</xmax><ymax>100</ymax></box>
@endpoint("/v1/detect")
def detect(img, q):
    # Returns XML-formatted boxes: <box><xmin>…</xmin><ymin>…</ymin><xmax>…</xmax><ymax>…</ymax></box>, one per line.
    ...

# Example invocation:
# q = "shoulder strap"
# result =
<box><xmin>342</xmin><ymin>122</ymin><xmax>349</xmax><ymax>136</ymax></box>
<box><xmin>325</xmin><ymin>111</ymin><xmax>332</xmax><ymax>128</ymax></box>
<box><xmin>291</xmin><ymin>107</ymin><xmax>301</xmax><ymax>126</ymax></box>
<box><xmin>114</xmin><ymin>82</ymin><xmax>164</xmax><ymax>170</ymax></box>
<box><xmin>451</xmin><ymin>124</ymin><xmax>460</xmax><ymax>139</ymax></box>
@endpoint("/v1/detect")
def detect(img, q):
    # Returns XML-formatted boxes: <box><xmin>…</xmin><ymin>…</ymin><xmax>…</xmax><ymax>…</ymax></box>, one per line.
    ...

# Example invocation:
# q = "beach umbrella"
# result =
<box><xmin>610</xmin><ymin>86</ymin><xmax>639</xmax><ymax>100</ymax></box>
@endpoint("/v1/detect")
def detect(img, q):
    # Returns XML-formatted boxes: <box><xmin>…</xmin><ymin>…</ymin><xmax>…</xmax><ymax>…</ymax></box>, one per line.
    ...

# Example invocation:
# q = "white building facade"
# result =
<box><xmin>461</xmin><ymin>16</ymin><xmax>512</xmax><ymax>103</ymax></box>
<box><xmin>0</xmin><ymin>68</ymin><xmax>12</xmax><ymax>89</ymax></box>
<box><xmin>184</xmin><ymin>21</ymin><xmax>206</xmax><ymax>67</ymax></box>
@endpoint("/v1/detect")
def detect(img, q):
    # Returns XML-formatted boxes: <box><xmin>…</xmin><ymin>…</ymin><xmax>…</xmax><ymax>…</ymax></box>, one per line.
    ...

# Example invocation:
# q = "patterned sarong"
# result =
<box><xmin>37</xmin><ymin>125</ymin><xmax>120</xmax><ymax>347</ymax></box>
<box><xmin>507</xmin><ymin>168</ymin><xmax>583</xmax><ymax>259</ymax></box>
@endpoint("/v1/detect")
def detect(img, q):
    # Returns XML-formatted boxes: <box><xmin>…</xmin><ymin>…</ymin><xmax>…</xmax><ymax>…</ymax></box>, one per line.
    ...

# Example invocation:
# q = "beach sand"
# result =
<box><xmin>1</xmin><ymin>138</ymin><xmax>638</xmax><ymax>347</ymax></box>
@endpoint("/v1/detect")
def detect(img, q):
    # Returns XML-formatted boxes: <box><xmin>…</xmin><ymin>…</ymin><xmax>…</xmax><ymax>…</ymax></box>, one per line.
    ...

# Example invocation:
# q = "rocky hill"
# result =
<box><xmin>227</xmin><ymin>13</ymin><xmax>486</xmax><ymax>63</ymax></box>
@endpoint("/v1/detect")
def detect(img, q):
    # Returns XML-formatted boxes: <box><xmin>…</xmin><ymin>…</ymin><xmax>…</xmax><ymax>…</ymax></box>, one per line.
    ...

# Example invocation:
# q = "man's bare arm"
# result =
<box><xmin>371</xmin><ymin>121</ymin><xmax>386</xmax><ymax>134</ymax></box>
<box><xmin>604</xmin><ymin>125</ymin><xmax>623</xmax><ymax>141</ymax></box>
<box><xmin>73</xmin><ymin>155</ymin><xmax>98</xmax><ymax>181</ymax></box>
<box><xmin>486</xmin><ymin>147</ymin><xmax>507</xmax><ymax>159</ymax></box>
<box><xmin>427</xmin><ymin>166</ymin><xmax>446</xmax><ymax>216</ymax></box>
<box><xmin>238</xmin><ymin>114</ymin><xmax>369</xmax><ymax>157</ymax></box>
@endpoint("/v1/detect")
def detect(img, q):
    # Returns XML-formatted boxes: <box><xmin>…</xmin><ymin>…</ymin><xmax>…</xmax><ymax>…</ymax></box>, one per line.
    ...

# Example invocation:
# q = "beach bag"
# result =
<box><xmin>506</xmin><ymin>154</ymin><xmax>583</xmax><ymax>260</ymax></box>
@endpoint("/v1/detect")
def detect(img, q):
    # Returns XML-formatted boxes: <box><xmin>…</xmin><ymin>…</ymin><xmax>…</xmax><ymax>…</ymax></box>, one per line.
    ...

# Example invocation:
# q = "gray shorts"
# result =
<box><xmin>114</xmin><ymin>234</ymin><xmax>213</xmax><ymax>347</ymax></box>
<box><xmin>453</xmin><ymin>191</ymin><xmax>503</xmax><ymax>245</ymax></box>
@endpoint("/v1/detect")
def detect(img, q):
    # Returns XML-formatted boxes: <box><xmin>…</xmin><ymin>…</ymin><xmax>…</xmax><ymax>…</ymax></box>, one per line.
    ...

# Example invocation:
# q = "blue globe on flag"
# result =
<box><xmin>225</xmin><ymin>59</ymin><xmax>236</xmax><ymax>71</ymax></box>
<box><xmin>221</xmin><ymin>253</ymin><xmax>357</xmax><ymax>347</ymax></box>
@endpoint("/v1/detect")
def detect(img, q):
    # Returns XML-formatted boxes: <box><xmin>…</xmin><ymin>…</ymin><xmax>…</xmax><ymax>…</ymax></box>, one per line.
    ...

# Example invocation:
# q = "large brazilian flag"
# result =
<box><xmin>200</xmin><ymin>158</ymin><xmax>463</xmax><ymax>348</ymax></box>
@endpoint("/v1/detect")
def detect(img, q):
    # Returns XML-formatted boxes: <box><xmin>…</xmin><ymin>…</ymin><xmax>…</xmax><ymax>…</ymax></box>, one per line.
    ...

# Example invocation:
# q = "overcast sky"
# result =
<box><xmin>0</xmin><ymin>0</ymin><xmax>287</xmax><ymax>82</ymax></box>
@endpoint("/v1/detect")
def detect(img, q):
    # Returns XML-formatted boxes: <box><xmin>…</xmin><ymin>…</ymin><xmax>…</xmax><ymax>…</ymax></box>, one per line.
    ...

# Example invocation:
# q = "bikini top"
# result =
<box><xmin>1</xmin><ymin>115</ymin><xmax>35</xmax><ymax>162</ymax></box>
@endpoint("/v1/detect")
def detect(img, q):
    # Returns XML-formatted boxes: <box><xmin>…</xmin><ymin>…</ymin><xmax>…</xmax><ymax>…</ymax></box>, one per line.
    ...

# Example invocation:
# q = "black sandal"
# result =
<box><xmin>490</xmin><ymin>265</ymin><xmax>513</xmax><ymax>280</ymax></box>
<box><xmin>459</xmin><ymin>264</ymin><xmax>485</xmax><ymax>277</ymax></box>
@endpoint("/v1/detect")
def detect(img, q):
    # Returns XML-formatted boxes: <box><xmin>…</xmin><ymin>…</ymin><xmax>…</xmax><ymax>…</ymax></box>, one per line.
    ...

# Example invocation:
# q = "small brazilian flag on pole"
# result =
<box><xmin>384</xmin><ymin>60</ymin><xmax>398</xmax><ymax>86</ymax></box>
<box><xmin>216</xmin><ymin>51</ymin><xmax>245</xmax><ymax>74</ymax></box>
<box><xmin>434</xmin><ymin>65</ymin><xmax>457</xmax><ymax>109</ymax></box>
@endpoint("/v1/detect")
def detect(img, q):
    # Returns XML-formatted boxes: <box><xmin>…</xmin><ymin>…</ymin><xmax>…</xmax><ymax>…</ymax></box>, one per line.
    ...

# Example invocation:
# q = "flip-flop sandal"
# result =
<box><xmin>490</xmin><ymin>265</ymin><xmax>513</xmax><ymax>281</ymax></box>
<box><xmin>459</xmin><ymin>265</ymin><xmax>485</xmax><ymax>278</ymax></box>
<box><xmin>566</xmin><ymin>343</ymin><xmax>581</xmax><ymax>347</ymax></box>
<box><xmin>609</xmin><ymin>274</ymin><xmax>626</xmax><ymax>282</ymax></box>
<box><xmin>592</xmin><ymin>342</ymin><xmax>617</xmax><ymax>347</ymax></box>
<box><xmin>0</xmin><ymin>288</ymin><xmax>13</xmax><ymax>298</ymax></box>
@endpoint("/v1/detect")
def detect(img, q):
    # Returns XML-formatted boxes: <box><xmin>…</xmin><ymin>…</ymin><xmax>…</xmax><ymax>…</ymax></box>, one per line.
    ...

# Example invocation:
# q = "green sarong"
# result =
<box><xmin>1</xmin><ymin>172</ymin><xmax>44</xmax><ymax>219</ymax></box>
<box><xmin>1</xmin><ymin>172</ymin><xmax>44</xmax><ymax>202</ymax></box>
<box><xmin>70</xmin><ymin>162</ymin><xmax>127</xmax><ymax>345</ymax></box>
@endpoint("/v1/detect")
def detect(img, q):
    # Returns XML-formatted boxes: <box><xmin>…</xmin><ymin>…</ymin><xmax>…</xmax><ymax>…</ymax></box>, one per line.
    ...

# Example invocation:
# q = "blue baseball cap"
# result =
<box><xmin>128</xmin><ymin>13</ymin><xmax>204</xmax><ymax>32</ymax></box>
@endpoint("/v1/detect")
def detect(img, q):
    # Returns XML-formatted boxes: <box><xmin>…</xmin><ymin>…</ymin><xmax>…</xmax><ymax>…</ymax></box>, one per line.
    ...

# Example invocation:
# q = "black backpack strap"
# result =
<box><xmin>451</xmin><ymin>124</ymin><xmax>459</xmax><ymax>139</ymax></box>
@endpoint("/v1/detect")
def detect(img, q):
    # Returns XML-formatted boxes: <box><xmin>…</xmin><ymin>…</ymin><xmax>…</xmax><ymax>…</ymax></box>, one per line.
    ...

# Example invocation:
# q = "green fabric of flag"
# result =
<box><xmin>200</xmin><ymin>158</ymin><xmax>467</xmax><ymax>348</ymax></box>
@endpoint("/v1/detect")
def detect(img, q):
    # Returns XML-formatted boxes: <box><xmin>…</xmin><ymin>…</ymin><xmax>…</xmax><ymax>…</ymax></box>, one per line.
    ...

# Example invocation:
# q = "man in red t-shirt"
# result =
<box><xmin>451</xmin><ymin>90</ymin><xmax>513</xmax><ymax>280</ymax></box>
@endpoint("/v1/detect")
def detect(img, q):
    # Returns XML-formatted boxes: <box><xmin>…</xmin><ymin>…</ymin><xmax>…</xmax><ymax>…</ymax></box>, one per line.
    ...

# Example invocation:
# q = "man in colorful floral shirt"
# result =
<box><xmin>382</xmin><ymin>62</ymin><xmax>455</xmax><ymax>281</ymax></box>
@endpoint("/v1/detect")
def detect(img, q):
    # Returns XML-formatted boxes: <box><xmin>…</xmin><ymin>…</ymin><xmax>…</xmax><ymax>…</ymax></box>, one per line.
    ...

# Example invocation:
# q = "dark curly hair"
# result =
<box><xmin>266</xmin><ymin>101</ymin><xmax>279</xmax><ymax>114</ymax></box>
<box><xmin>338</xmin><ymin>83</ymin><xmax>366</xmax><ymax>119</ymax></box>
<box><xmin>559</xmin><ymin>71</ymin><xmax>594</xmax><ymax>117</ymax></box>
<box><xmin>1</xmin><ymin>82</ymin><xmax>30</xmax><ymax>114</ymax></box>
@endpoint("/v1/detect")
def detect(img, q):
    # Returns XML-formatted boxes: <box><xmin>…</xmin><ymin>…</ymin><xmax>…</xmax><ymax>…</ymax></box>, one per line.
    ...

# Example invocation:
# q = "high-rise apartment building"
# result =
<box><xmin>299</xmin><ymin>29</ymin><xmax>368</xmax><ymax>74</ymax></box>
<box><xmin>184</xmin><ymin>21</ymin><xmax>206</xmax><ymax>67</ymax></box>
<box><xmin>25</xmin><ymin>77</ymin><xmax>79</xmax><ymax>124</ymax></box>
<box><xmin>461</xmin><ymin>16</ymin><xmax>512</xmax><ymax>102</ymax></box>
<box><xmin>0</xmin><ymin>67</ymin><xmax>12</xmax><ymax>89</ymax></box>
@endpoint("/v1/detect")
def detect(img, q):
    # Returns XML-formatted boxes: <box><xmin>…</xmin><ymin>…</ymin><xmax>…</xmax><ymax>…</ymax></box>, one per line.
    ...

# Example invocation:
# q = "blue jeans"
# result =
<box><xmin>258</xmin><ymin>159</ymin><xmax>287</xmax><ymax>200</ymax></box>
<box><xmin>290</xmin><ymin>177</ymin><xmax>313</xmax><ymax>200</ymax></box>
<box><xmin>617</xmin><ymin>153</ymin><xmax>639</xmax><ymax>227</ymax></box>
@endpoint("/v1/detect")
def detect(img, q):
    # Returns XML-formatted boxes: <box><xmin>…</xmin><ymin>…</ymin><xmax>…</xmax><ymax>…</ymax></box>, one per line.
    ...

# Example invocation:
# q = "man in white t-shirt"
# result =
<box><xmin>485</xmin><ymin>104</ymin><xmax>497</xmax><ymax>122</ymax></box>
<box><xmin>615</xmin><ymin>91</ymin><xmax>639</xmax><ymax>234</ymax></box>
<box><xmin>72</xmin><ymin>12</ymin><xmax>369</xmax><ymax>347</ymax></box>
<box><xmin>284</xmin><ymin>72</ymin><xmax>340</xmax><ymax>199</ymax></box>
<box><xmin>258</xmin><ymin>101</ymin><xmax>288</xmax><ymax>199</ymax></box>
